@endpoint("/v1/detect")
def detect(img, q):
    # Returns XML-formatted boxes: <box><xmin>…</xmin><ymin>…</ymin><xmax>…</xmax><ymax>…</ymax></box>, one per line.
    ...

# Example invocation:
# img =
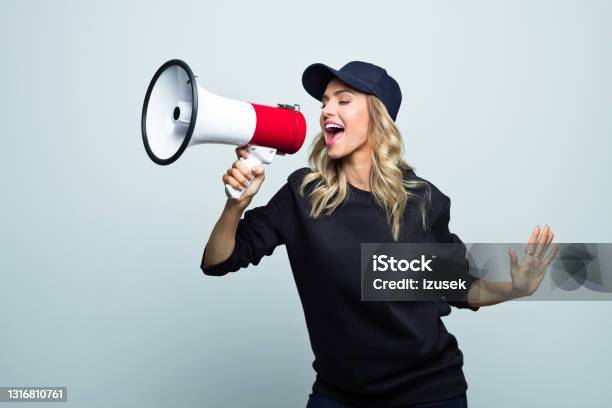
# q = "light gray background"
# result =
<box><xmin>1</xmin><ymin>0</ymin><xmax>611</xmax><ymax>407</ymax></box>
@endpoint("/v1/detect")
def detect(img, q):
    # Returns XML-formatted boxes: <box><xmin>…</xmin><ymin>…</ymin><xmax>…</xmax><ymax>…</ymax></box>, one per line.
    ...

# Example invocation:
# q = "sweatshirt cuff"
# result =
<box><xmin>201</xmin><ymin>244</ymin><xmax>237</xmax><ymax>276</ymax></box>
<box><xmin>447</xmin><ymin>274</ymin><xmax>480</xmax><ymax>311</ymax></box>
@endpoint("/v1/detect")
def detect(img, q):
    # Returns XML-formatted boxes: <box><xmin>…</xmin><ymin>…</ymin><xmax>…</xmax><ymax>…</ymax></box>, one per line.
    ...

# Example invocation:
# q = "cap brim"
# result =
<box><xmin>301</xmin><ymin>63</ymin><xmax>375</xmax><ymax>101</ymax></box>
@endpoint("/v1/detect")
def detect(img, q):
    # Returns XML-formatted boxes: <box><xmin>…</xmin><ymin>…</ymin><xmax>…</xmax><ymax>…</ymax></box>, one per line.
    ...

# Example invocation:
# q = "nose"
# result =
<box><xmin>321</xmin><ymin>103</ymin><xmax>336</xmax><ymax>118</ymax></box>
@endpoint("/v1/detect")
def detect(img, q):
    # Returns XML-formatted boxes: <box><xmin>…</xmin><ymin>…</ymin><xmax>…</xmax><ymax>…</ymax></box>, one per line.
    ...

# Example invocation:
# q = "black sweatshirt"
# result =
<box><xmin>201</xmin><ymin>167</ymin><xmax>480</xmax><ymax>408</ymax></box>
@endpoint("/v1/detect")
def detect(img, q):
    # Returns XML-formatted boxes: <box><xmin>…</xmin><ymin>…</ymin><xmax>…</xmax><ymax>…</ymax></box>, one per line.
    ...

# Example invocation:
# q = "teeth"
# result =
<box><xmin>325</xmin><ymin>123</ymin><xmax>344</xmax><ymax>130</ymax></box>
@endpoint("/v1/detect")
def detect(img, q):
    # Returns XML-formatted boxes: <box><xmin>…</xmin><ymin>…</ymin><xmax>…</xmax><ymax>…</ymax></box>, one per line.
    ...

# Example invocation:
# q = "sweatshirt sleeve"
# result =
<box><xmin>201</xmin><ymin>182</ymin><xmax>292</xmax><ymax>276</ymax></box>
<box><xmin>430</xmin><ymin>196</ymin><xmax>480</xmax><ymax>311</ymax></box>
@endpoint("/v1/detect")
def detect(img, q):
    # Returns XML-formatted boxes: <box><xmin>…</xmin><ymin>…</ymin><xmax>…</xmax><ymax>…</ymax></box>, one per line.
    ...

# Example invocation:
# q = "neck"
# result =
<box><xmin>341</xmin><ymin>144</ymin><xmax>373</xmax><ymax>192</ymax></box>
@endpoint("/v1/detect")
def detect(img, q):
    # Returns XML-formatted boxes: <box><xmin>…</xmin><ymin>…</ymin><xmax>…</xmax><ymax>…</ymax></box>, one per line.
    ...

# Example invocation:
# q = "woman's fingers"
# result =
<box><xmin>235</xmin><ymin>159</ymin><xmax>254</xmax><ymax>182</ymax></box>
<box><xmin>534</xmin><ymin>225</ymin><xmax>551</xmax><ymax>258</ymax></box>
<box><xmin>526</xmin><ymin>225</ymin><xmax>540</xmax><ymax>256</ymax></box>
<box><xmin>540</xmin><ymin>229</ymin><xmax>554</xmax><ymax>260</ymax></box>
<box><xmin>542</xmin><ymin>244</ymin><xmax>559</xmax><ymax>268</ymax></box>
<box><xmin>247</xmin><ymin>165</ymin><xmax>265</xmax><ymax>192</ymax></box>
<box><xmin>222</xmin><ymin>155</ymin><xmax>257</xmax><ymax>192</ymax></box>
<box><xmin>235</xmin><ymin>146</ymin><xmax>249</xmax><ymax>159</ymax></box>
<box><xmin>237</xmin><ymin>165</ymin><xmax>266</xmax><ymax>199</ymax></box>
<box><xmin>229</xmin><ymin>162</ymin><xmax>252</xmax><ymax>188</ymax></box>
<box><xmin>536</xmin><ymin>224</ymin><xmax>555</xmax><ymax>258</ymax></box>
<box><xmin>251</xmin><ymin>164</ymin><xmax>265</xmax><ymax>179</ymax></box>
<box><xmin>222</xmin><ymin>172</ymin><xmax>243</xmax><ymax>190</ymax></box>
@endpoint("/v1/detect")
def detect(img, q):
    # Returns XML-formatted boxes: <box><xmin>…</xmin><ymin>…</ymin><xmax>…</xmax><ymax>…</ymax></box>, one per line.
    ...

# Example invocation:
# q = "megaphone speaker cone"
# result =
<box><xmin>141</xmin><ymin>59</ymin><xmax>198</xmax><ymax>165</ymax></box>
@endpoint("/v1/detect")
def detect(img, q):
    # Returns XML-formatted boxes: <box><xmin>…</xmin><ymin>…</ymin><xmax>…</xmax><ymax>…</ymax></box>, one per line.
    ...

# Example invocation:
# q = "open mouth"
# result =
<box><xmin>324</xmin><ymin>123</ymin><xmax>345</xmax><ymax>146</ymax></box>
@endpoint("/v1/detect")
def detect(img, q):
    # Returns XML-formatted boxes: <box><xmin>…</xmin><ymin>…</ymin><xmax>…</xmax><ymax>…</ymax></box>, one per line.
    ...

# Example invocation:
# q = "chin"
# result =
<box><xmin>326</xmin><ymin>149</ymin><xmax>344</xmax><ymax>160</ymax></box>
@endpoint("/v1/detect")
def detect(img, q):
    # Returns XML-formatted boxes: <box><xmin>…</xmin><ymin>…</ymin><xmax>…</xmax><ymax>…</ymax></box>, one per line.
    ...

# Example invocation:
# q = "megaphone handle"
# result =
<box><xmin>225</xmin><ymin>145</ymin><xmax>277</xmax><ymax>200</ymax></box>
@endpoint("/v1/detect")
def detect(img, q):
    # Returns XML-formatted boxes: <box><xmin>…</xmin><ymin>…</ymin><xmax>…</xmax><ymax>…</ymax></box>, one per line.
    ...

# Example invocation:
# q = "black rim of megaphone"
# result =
<box><xmin>141</xmin><ymin>59</ymin><xmax>198</xmax><ymax>166</ymax></box>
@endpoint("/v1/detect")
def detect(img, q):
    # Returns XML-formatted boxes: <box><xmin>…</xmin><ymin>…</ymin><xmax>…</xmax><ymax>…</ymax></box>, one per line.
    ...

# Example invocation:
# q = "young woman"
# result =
<box><xmin>202</xmin><ymin>61</ymin><xmax>558</xmax><ymax>408</ymax></box>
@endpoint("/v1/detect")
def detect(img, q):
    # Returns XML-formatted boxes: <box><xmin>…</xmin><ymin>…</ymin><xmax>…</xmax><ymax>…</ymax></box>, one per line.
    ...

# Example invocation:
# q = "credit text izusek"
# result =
<box><xmin>371</xmin><ymin>254</ymin><xmax>467</xmax><ymax>291</ymax></box>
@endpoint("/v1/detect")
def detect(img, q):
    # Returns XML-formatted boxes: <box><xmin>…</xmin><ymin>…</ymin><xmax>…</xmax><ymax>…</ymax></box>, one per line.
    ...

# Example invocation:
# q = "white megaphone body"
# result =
<box><xmin>141</xmin><ymin>59</ymin><xmax>307</xmax><ymax>199</ymax></box>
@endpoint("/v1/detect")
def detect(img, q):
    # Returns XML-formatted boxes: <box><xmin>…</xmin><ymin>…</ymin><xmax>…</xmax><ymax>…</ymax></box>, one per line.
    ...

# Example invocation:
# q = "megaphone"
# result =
<box><xmin>141</xmin><ymin>59</ymin><xmax>307</xmax><ymax>199</ymax></box>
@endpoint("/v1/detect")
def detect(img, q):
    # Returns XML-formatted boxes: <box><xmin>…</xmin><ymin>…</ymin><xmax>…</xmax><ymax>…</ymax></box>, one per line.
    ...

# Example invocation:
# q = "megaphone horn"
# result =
<box><xmin>141</xmin><ymin>59</ymin><xmax>307</xmax><ymax>199</ymax></box>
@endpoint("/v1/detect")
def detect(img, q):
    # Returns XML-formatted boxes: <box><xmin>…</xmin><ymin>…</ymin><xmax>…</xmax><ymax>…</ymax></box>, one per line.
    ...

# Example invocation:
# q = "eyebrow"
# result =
<box><xmin>321</xmin><ymin>89</ymin><xmax>354</xmax><ymax>102</ymax></box>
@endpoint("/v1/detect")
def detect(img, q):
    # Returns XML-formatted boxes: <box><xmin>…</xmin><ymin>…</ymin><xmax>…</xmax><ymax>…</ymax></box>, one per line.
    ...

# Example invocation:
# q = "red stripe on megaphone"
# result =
<box><xmin>248</xmin><ymin>103</ymin><xmax>307</xmax><ymax>154</ymax></box>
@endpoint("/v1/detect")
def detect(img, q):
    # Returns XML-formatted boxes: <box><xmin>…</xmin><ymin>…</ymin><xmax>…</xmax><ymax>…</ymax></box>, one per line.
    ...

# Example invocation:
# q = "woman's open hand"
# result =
<box><xmin>508</xmin><ymin>225</ymin><xmax>559</xmax><ymax>297</ymax></box>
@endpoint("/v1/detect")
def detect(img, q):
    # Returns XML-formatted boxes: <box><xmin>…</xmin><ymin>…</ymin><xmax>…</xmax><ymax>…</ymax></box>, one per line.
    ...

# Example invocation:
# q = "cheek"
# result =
<box><xmin>348</xmin><ymin>109</ymin><xmax>369</xmax><ymax>142</ymax></box>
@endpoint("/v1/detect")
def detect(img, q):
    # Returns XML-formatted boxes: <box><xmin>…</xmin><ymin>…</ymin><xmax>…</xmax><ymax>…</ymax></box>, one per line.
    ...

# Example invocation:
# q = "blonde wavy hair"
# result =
<box><xmin>299</xmin><ymin>95</ymin><xmax>431</xmax><ymax>241</ymax></box>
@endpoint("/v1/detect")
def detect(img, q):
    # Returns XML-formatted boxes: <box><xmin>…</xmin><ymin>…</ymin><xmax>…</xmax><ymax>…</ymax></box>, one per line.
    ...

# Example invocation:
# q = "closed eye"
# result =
<box><xmin>320</xmin><ymin>101</ymin><xmax>351</xmax><ymax>108</ymax></box>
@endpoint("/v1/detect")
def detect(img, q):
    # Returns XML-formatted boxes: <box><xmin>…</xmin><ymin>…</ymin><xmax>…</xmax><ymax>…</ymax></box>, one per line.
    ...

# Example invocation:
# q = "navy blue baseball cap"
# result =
<box><xmin>302</xmin><ymin>61</ymin><xmax>402</xmax><ymax>121</ymax></box>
